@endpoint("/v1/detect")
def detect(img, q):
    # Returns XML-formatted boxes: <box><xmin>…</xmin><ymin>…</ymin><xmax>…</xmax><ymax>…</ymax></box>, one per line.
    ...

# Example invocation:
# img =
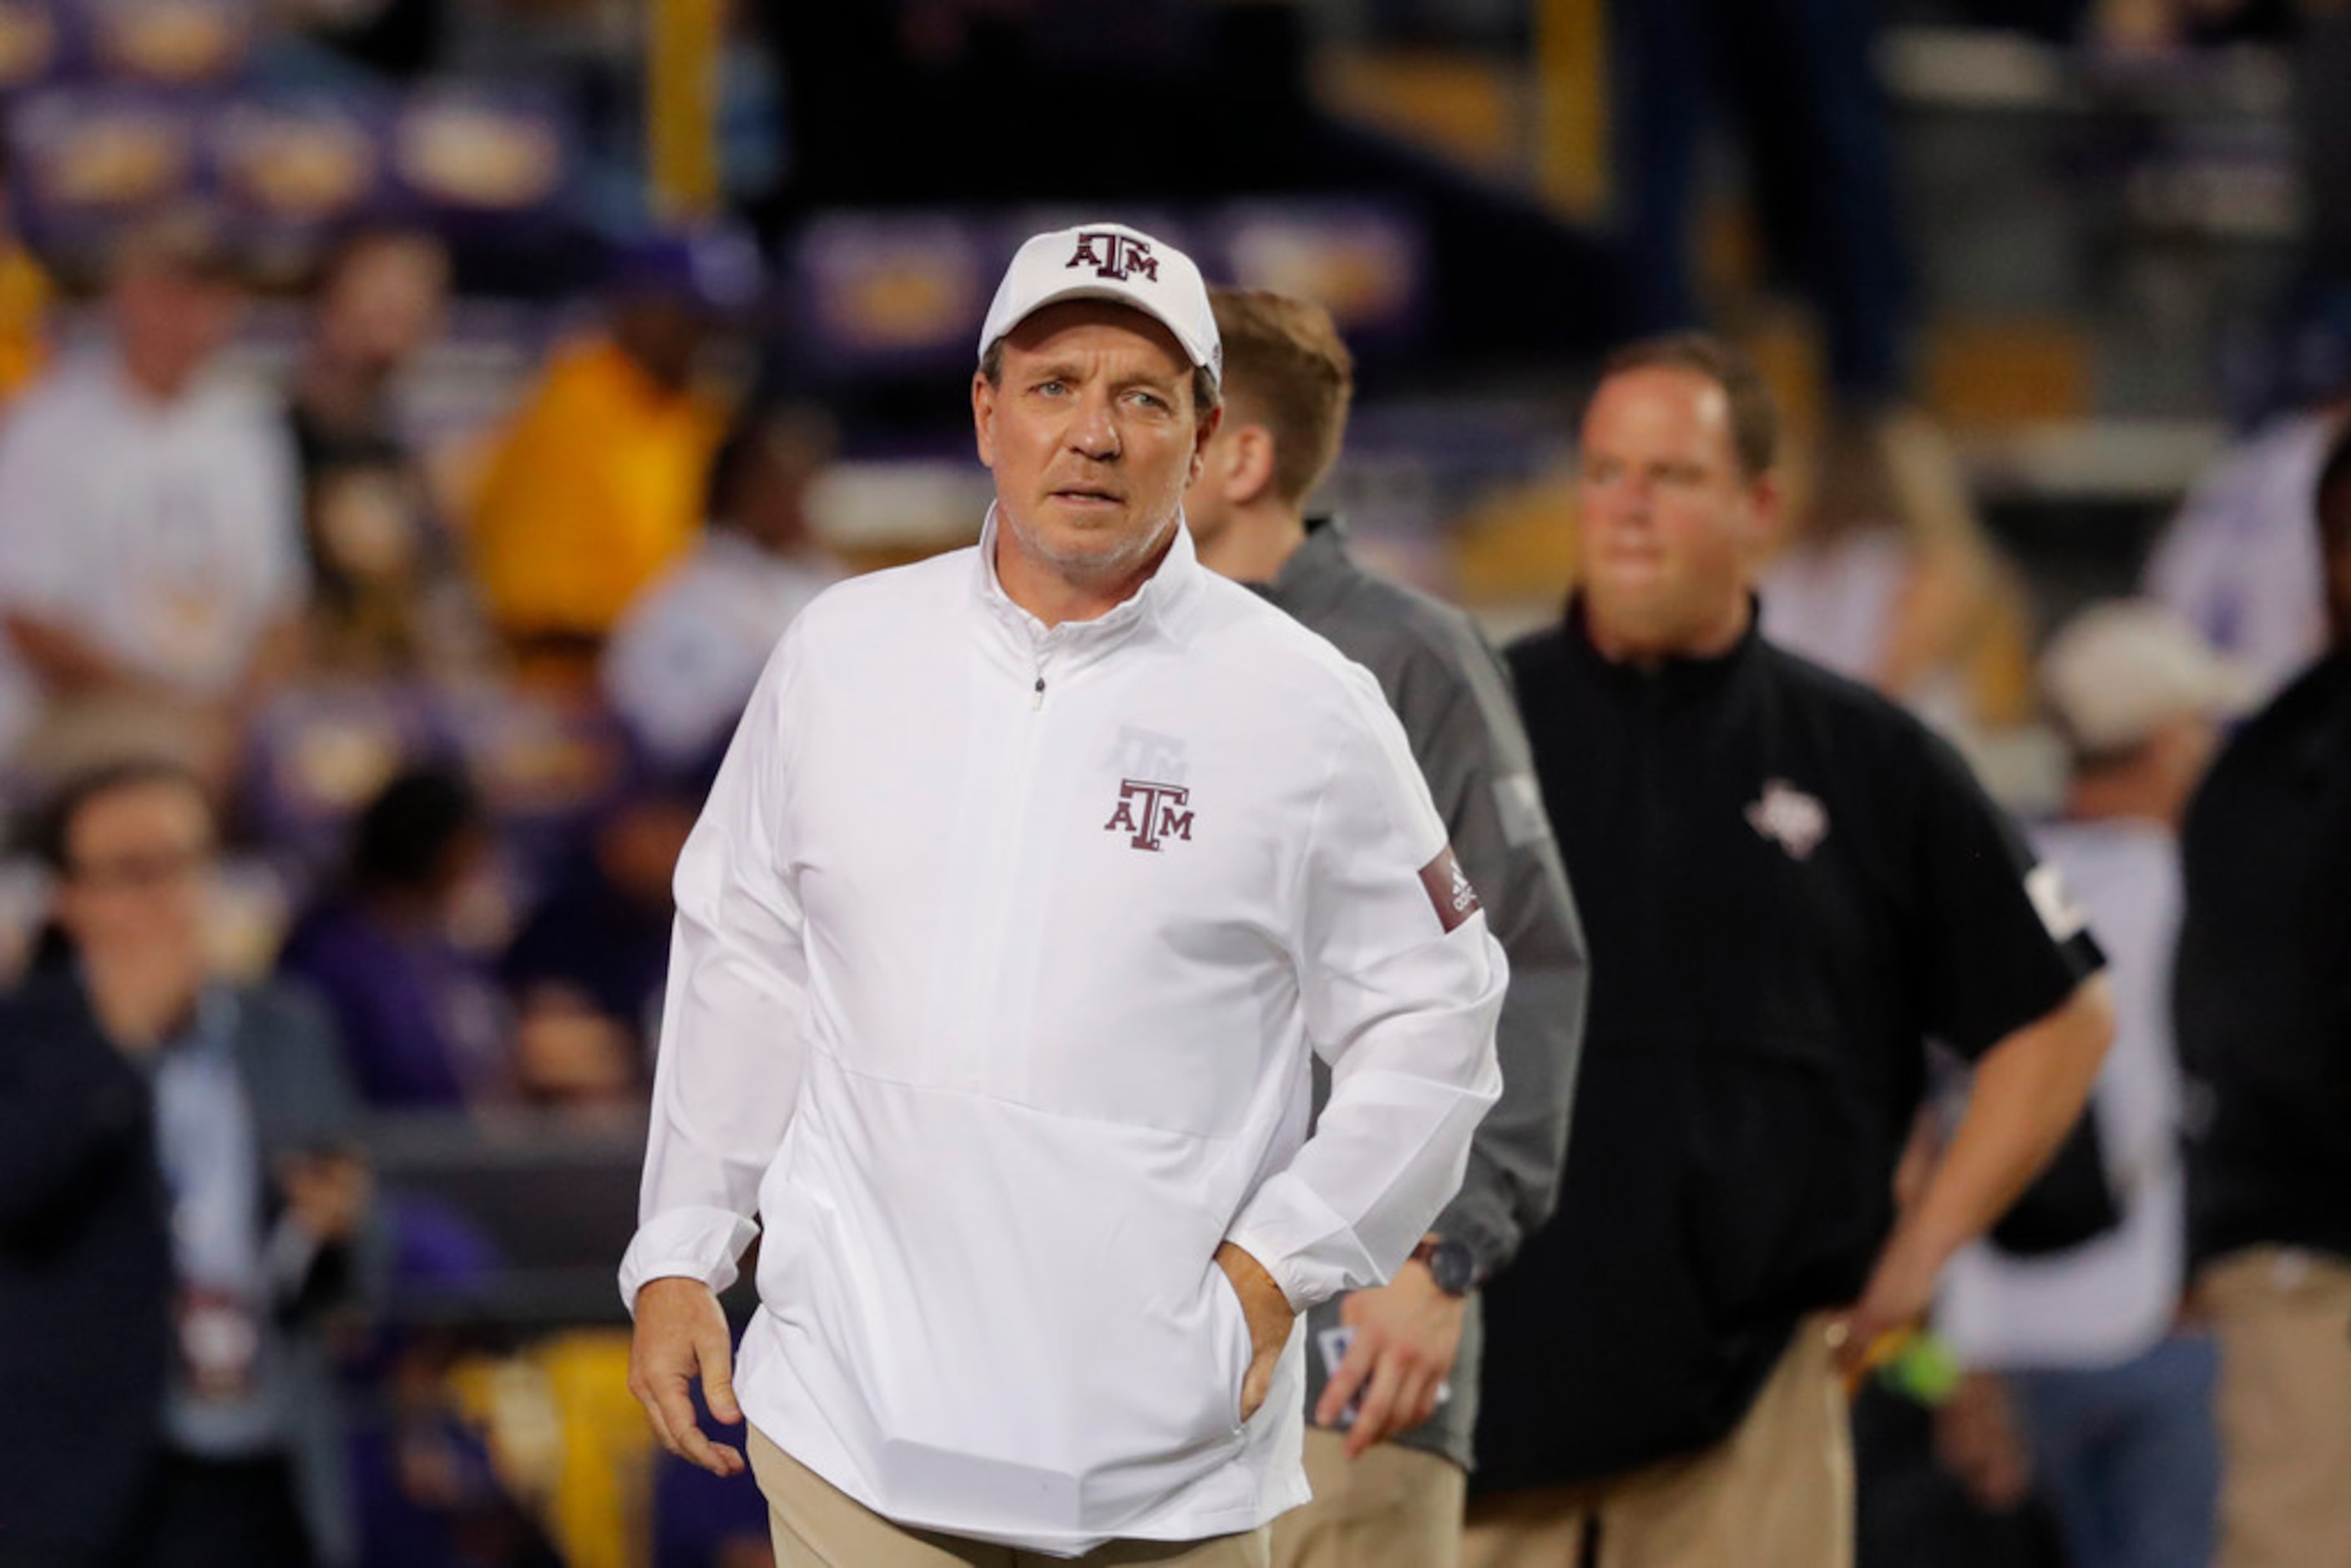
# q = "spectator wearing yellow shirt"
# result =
<box><xmin>467</xmin><ymin>233</ymin><xmax>755</xmax><ymax>666</ymax></box>
<box><xmin>0</xmin><ymin>136</ymin><xmax>48</xmax><ymax>407</ymax></box>
<box><xmin>0</xmin><ymin>246</ymin><xmax>45</xmax><ymax>407</ymax></box>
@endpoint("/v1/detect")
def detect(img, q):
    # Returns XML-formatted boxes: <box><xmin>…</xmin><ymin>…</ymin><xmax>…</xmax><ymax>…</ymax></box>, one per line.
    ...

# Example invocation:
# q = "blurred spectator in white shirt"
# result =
<box><xmin>285</xmin><ymin>226</ymin><xmax>476</xmax><ymax>679</ymax></box>
<box><xmin>2146</xmin><ymin>420</ymin><xmax>2338</xmax><ymax>705</ymax></box>
<box><xmin>601</xmin><ymin>406</ymin><xmax>840</xmax><ymax>775</ymax></box>
<box><xmin>1761</xmin><ymin>407</ymin><xmax>2035</xmax><ymax>746</ymax></box>
<box><xmin>2145</xmin><ymin>291</ymin><xmax>2351</xmax><ymax>704</ymax></box>
<box><xmin>0</xmin><ymin>211</ymin><xmax>304</xmax><ymax>783</ymax></box>
<box><xmin>1935</xmin><ymin>602</ymin><xmax>2252</xmax><ymax>1568</ymax></box>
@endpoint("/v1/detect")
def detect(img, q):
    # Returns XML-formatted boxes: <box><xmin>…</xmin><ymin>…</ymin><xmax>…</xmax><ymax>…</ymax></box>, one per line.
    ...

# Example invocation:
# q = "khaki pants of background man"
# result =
<box><xmin>747</xmin><ymin>1427</ymin><xmax>1272</xmax><ymax>1568</ymax></box>
<box><xmin>2202</xmin><ymin>1247</ymin><xmax>2351</xmax><ymax>1568</ymax></box>
<box><xmin>1269</xmin><ymin>1429</ymin><xmax>1466</xmax><ymax>1568</ymax></box>
<box><xmin>1459</xmin><ymin>1316</ymin><xmax>1851</xmax><ymax>1568</ymax></box>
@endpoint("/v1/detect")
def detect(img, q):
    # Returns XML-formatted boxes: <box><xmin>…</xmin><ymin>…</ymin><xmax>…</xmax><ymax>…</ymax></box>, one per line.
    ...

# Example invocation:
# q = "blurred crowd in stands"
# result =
<box><xmin>0</xmin><ymin>1</ymin><xmax>2344</xmax><ymax>1566</ymax></box>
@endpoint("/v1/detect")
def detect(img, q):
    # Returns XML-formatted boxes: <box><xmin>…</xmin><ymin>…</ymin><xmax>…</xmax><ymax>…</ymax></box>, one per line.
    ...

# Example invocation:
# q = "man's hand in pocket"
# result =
<box><xmin>1213</xmin><ymin>1242</ymin><xmax>1297</xmax><ymax>1423</ymax></box>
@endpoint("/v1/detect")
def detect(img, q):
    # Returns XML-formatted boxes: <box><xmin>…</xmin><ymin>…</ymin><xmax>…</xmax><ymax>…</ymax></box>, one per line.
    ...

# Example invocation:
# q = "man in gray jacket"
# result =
<box><xmin>1186</xmin><ymin>288</ymin><xmax>1590</xmax><ymax>1568</ymax></box>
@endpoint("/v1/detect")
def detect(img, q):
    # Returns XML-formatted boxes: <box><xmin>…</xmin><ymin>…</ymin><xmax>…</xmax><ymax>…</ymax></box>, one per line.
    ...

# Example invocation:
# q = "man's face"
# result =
<box><xmin>595</xmin><ymin>797</ymin><xmax>696</xmax><ymax>912</ymax></box>
<box><xmin>114</xmin><ymin>266</ymin><xmax>243</xmax><ymax>398</ymax></box>
<box><xmin>320</xmin><ymin>237</ymin><xmax>448</xmax><ymax>378</ymax></box>
<box><xmin>1577</xmin><ymin>366</ymin><xmax>1775</xmax><ymax>655</ymax></box>
<box><xmin>731</xmin><ymin>436</ymin><xmax>827</xmax><ymax>554</ymax></box>
<box><xmin>612</xmin><ymin>296</ymin><xmax>709</xmax><ymax>392</ymax></box>
<box><xmin>974</xmin><ymin>301</ymin><xmax>1217</xmax><ymax>594</ymax></box>
<box><xmin>53</xmin><ymin>780</ymin><xmax>215</xmax><ymax>979</ymax></box>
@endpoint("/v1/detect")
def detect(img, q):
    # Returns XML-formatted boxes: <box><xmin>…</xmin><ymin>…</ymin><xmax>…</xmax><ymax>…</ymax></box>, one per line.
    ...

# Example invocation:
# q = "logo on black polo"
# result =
<box><xmin>1747</xmin><ymin>779</ymin><xmax>1829</xmax><ymax>861</ymax></box>
<box><xmin>1066</xmin><ymin>230</ymin><xmax>1160</xmax><ymax>283</ymax></box>
<box><xmin>1104</xmin><ymin>778</ymin><xmax>1193</xmax><ymax>852</ymax></box>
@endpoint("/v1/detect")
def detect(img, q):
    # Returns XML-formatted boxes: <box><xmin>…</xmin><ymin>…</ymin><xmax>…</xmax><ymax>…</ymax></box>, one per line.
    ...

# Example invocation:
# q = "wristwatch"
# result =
<box><xmin>1409</xmin><ymin>1237</ymin><xmax>1478</xmax><ymax>1298</ymax></box>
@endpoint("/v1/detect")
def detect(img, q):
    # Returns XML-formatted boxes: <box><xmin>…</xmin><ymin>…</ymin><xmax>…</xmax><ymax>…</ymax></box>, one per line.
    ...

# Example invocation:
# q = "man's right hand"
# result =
<box><xmin>629</xmin><ymin>1277</ymin><xmax>746</xmax><ymax>1477</ymax></box>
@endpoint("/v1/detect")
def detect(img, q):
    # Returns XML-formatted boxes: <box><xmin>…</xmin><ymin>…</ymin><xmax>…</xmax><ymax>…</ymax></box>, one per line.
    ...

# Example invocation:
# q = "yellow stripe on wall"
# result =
<box><xmin>649</xmin><ymin>0</ymin><xmax>721</xmax><ymax>222</ymax></box>
<box><xmin>1534</xmin><ymin>0</ymin><xmax>1608</xmax><ymax>222</ymax></box>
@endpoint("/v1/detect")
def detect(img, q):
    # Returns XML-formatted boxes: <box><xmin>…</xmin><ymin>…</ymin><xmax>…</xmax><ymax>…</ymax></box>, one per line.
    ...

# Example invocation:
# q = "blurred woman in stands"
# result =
<box><xmin>276</xmin><ymin>766</ymin><xmax>510</xmax><ymax>1109</ymax></box>
<box><xmin>284</xmin><ymin>227</ymin><xmax>483</xmax><ymax>679</ymax></box>
<box><xmin>1759</xmin><ymin>407</ymin><xmax>2036</xmax><ymax>751</ymax></box>
<box><xmin>499</xmin><ymin>776</ymin><xmax>696</xmax><ymax>1112</ymax></box>
<box><xmin>279</xmin><ymin>764</ymin><xmax>647</xmax><ymax>1113</ymax></box>
<box><xmin>601</xmin><ymin>405</ymin><xmax>840</xmax><ymax>776</ymax></box>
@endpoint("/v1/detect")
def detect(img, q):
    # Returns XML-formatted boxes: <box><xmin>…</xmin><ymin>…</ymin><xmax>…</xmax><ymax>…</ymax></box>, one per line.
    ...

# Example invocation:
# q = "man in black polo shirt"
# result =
<box><xmin>1464</xmin><ymin>334</ymin><xmax>2114</xmax><ymax>1568</ymax></box>
<box><xmin>2175</xmin><ymin>418</ymin><xmax>2351</xmax><ymax>1568</ymax></box>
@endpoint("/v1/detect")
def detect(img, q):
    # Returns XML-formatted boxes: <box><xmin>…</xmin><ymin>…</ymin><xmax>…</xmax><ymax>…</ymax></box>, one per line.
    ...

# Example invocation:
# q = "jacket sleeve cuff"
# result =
<box><xmin>1429</xmin><ymin>1191</ymin><xmax>1513</xmax><ymax>1282</ymax></box>
<box><xmin>618</xmin><ymin>1207</ymin><xmax>761</xmax><ymax>1315</ymax></box>
<box><xmin>1224</xmin><ymin>1177</ymin><xmax>1378</xmax><ymax>1315</ymax></box>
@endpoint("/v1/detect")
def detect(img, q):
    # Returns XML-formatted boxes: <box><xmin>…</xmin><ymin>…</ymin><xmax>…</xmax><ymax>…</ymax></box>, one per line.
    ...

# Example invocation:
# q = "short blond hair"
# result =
<box><xmin>1599</xmin><ymin>331</ymin><xmax>1779</xmax><ymax>480</ymax></box>
<box><xmin>1209</xmin><ymin>288</ymin><xmax>1356</xmax><ymax>504</ymax></box>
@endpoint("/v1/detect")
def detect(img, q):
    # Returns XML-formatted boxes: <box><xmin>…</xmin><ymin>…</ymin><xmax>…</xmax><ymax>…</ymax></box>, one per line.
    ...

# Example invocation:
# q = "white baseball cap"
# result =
<box><xmin>977</xmin><ymin>222</ymin><xmax>1221</xmax><ymax>387</ymax></box>
<box><xmin>2040</xmin><ymin>599</ymin><xmax>2255</xmax><ymax>755</ymax></box>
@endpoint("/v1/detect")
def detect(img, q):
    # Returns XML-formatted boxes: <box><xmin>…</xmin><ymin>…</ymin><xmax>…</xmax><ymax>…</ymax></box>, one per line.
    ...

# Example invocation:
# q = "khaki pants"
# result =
<box><xmin>747</xmin><ymin>1426</ymin><xmax>1272</xmax><ymax>1567</ymax></box>
<box><xmin>1461</xmin><ymin>1316</ymin><xmax>1852</xmax><ymax>1568</ymax></box>
<box><xmin>1269</xmin><ymin>1429</ymin><xmax>1466</xmax><ymax>1568</ymax></box>
<box><xmin>2202</xmin><ymin>1247</ymin><xmax>2351</xmax><ymax>1568</ymax></box>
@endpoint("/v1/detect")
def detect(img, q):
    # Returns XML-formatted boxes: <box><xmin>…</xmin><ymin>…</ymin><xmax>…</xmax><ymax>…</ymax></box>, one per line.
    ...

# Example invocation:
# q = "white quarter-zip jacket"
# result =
<box><xmin>619</xmin><ymin>513</ymin><xmax>1507</xmax><ymax>1556</ymax></box>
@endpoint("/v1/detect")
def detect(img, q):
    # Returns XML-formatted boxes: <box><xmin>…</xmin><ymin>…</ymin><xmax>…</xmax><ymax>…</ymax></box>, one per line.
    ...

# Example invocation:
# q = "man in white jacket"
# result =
<box><xmin>619</xmin><ymin>222</ymin><xmax>1509</xmax><ymax>1566</ymax></box>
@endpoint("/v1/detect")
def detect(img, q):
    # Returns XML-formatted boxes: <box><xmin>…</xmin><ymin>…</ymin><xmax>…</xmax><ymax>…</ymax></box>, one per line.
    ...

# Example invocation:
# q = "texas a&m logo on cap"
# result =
<box><xmin>1067</xmin><ymin>230</ymin><xmax>1160</xmax><ymax>284</ymax></box>
<box><xmin>1105</xmin><ymin>778</ymin><xmax>1193</xmax><ymax>852</ymax></box>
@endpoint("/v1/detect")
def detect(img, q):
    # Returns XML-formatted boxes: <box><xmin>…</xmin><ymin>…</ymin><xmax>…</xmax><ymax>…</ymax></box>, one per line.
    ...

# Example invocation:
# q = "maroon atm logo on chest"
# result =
<box><xmin>1105</xmin><ymin>778</ymin><xmax>1193</xmax><ymax>851</ymax></box>
<box><xmin>1067</xmin><ymin>230</ymin><xmax>1160</xmax><ymax>282</ymax></box>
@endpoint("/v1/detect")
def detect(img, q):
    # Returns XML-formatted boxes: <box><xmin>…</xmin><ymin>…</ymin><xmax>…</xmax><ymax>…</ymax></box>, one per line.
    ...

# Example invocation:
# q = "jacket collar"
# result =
<box><xmin>971</xmin><ymin>503</ymin><xmax>1205</xmax><ymax>674</ymax></box>
<box><xmin>1562</xmin><ymin>590</ymin><xmax>1766</xmax><ymax>702</ymax></box>
<box><xmin>1259</xmin><ymin>516</ymin><xmax>1353</xmax><ymax>620</ymax></box>
<box><xmin>28</xmin><ymin>962</ymin><xmax>240</xmax><ymax>1067</ymax></box>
